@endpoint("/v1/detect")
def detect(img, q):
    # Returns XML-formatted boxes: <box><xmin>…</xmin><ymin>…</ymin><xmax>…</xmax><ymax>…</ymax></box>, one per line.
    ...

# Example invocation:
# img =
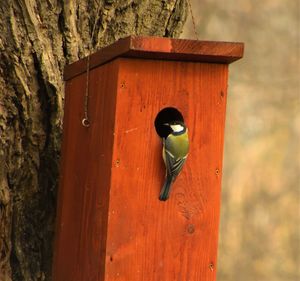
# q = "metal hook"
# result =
<box><xmin>82</xmin><ymin>118</ymin><xmax>90</xmax><ymax>127</ymax></box>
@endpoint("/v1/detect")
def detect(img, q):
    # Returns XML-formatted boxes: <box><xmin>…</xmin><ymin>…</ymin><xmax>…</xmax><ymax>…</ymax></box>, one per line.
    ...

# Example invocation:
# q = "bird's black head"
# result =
<box><xmin>163</xmin><ymin>121</ymin><xmax>186</xmax><ymax>135</ymax></box>
<box><xmin>165</xmin><ymin>120</ymin><xmax>186</xmax><ymax>127</ymax></box>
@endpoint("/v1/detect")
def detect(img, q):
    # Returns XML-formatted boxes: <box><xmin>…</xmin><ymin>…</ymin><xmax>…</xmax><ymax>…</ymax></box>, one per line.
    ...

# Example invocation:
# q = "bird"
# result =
<box><xmin>159</xmin><ymin>120</ymin><xmax>189</xmax><ymax>201</ymax></box>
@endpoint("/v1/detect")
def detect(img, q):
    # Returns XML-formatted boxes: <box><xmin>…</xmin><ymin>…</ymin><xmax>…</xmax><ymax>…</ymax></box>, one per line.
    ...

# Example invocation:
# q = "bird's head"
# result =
<box><xmin>163</xmin><ymin>121</ymin><xmax>186</xmax><ymax>133</ymax></box>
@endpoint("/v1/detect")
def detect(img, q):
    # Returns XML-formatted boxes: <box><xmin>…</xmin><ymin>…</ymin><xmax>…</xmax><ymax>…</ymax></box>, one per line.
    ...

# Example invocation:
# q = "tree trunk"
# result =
<box><xmin>0</xmin><ymin>1</ymin><xmax>187</xmax><ymax>280</ymax></box>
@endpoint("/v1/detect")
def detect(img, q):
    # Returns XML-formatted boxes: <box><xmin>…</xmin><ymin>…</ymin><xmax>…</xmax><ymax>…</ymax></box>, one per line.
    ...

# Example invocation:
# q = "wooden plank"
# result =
<box><xmin>64</xmin><ymin>36</ymin><xmax>244</xmax><ymax>81</ymax></box>
<box><xmin>52</xmin><ymin>60</ymin><xmax>120</xmax><ymax>281</ymax></box>
<box><xmin>104</xmin><ymin>58</ymin><xmax>228</xmax><ymax>281</ymax></box>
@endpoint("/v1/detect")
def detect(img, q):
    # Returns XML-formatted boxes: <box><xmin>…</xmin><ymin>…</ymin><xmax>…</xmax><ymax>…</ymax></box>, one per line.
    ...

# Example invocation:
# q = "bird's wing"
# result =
<box><xmin>164</xmin><ymin>148</ymin><xmax>187</xmax><ymax>178</ymax></box>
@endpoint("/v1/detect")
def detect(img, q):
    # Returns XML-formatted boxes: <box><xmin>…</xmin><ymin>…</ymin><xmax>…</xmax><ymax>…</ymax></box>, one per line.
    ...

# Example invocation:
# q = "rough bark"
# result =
<box><xmin>0</xmin><ymin>1</ymin><xmax>187</xmax><ymax>280</ymax></box>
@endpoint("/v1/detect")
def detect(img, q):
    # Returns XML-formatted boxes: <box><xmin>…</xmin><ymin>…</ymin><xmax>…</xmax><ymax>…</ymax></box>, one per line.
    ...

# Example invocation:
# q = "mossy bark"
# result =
<box><xmin>0</xmin><ymin>1</ymin><xmax>187</xmax><ymax>280</ymax></box>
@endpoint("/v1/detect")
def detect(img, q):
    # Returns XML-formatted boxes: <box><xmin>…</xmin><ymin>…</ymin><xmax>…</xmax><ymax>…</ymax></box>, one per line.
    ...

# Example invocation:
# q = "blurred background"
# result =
<box><xmin>181</xmin><ymin>1</ymin><xmax>299</xmax><ymax>281</ymax></box>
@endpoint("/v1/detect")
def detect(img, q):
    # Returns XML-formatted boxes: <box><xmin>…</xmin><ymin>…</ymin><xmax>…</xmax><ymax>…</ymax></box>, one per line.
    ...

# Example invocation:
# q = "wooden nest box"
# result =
<box><xmin>53</xmin><ymin>36</ymin><xmax>244</xmax><ymax>281</ymax></box>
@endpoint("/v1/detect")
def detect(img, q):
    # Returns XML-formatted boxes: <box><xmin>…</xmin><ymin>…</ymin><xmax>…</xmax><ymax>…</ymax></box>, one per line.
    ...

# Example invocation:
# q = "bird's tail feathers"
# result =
<box><xmin>159</xmin><ymin>176</ymin><xmax>173</xmax><ymax>201</ymax></box>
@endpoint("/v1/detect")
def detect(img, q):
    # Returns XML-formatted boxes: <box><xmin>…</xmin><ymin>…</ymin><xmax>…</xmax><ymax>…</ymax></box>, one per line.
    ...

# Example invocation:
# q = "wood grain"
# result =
<box><xmin>52</xmin><ymin>60</ymin><xmax>119</xmax><ymax>281</ymax></box>
<box><xmin>105</xmin><ymin>58</ymin><xmax>228</xmax><ymax>281</ymax></box>
<box><xmin>53</xmin><ymin>55</ymin><xmax>230</xmax><ymax>280</ymax></box>
<box><xmin>64</xmin><ymin>36</ymin><xmax>244</xmax><ymax>81</ymax></box>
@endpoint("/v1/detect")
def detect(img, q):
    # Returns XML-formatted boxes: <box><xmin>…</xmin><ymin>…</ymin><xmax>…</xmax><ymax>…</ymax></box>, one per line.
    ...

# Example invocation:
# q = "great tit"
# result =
<box><xmin>159</xmin><ymin>121</ymin><xmax>189</xmax><ymax>201</ymax></box>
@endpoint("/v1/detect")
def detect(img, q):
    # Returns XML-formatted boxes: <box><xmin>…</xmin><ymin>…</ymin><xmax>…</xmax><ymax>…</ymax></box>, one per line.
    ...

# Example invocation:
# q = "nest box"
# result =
<box><xmin>53</xmin><ymin>36</ymin><xmax>244</xmax><ymax>281</ymax></box>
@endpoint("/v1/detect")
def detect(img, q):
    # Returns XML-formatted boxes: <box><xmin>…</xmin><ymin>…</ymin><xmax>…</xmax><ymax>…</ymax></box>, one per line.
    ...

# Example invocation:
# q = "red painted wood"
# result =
<box><xmin>105</xmin><ymin>58</ymin><xmax>228</xmax><ymax>281</ymax></box>
<box><xmin>52</xmin><ymin>60</ymin><xmax>119</xmax><ymax>281</ymax></box>
<box><xmin>53</xmin><ymin>36</ymin><xmax>243</xmax><ymax>280</ymax></box>
<box><xmin>64</xmin><ymin>36</ymin><xmax>244</xmax><ymax>81</ymax></box>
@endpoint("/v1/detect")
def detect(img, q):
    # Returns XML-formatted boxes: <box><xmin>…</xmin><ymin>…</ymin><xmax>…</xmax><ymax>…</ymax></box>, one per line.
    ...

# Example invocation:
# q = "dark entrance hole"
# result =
<box><xmin>154</xmin><ymin>107</ymin><xmax>184</xmax><ymax>138</ymax></box>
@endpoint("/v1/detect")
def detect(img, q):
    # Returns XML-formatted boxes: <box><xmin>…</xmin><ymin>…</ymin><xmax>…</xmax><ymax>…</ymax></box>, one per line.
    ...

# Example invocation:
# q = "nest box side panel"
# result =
<box><xmin>105</xmin><ymin>58</ymin><xmax>228</xmax><ymax>281</ymax></box>
<box><xmin>53</xmin><ymin>60</ymin><xmax>120</xmax><ymax>281</ymax></box>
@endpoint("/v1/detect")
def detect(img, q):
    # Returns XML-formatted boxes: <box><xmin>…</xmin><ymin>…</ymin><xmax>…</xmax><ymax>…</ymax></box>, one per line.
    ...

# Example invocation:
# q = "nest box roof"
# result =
<box><xmin>64</xmin><ymin>36</ymin><xmax>244</xmax><ymax>81</ymax></box>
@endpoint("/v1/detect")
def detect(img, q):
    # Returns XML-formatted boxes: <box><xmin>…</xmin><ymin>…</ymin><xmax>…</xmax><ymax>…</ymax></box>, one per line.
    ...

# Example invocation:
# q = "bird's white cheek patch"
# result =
<box><xmin>170</xmin><ymin>124</ymin><xmax>184</xmax><ymax>132</ymax></box>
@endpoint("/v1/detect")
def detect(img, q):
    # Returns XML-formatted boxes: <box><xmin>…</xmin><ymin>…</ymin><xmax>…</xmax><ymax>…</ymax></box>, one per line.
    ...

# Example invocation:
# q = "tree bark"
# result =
<box><xmin>0</xmin><ymin>1</ymin><xmax>187</xmax><ymax>280</ymax></box>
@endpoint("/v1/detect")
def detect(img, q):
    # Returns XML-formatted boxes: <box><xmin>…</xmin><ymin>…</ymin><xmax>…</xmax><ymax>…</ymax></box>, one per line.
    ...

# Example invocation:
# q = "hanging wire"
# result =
<box><xmin>186</xmin><ymin>0</ymin><xmax>199</xmax><ymax>40</ymax></box>
<box><xmin>82</xmin><ymin>1</ymin><xmax>101</xmax><ymax>128</ymax></box>
<box><xmin>82</xmin><ymin>54</ymin><xmax>91</xmax><ymax>127</ymax></box>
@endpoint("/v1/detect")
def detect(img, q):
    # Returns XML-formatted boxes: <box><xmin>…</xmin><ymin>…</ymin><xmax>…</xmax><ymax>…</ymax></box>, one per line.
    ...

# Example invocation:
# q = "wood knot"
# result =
<box><xmin>187</xmin><ymin>224</ymin><xmax>195</xmax><ymax>234</ymax></box>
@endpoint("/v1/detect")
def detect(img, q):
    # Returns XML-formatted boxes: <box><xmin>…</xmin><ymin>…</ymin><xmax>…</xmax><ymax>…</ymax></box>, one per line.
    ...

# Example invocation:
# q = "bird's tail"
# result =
<box><xmin>159</xmin><ymin>176</ymin><xmax>173</xmax><ymax>201</ymax></box>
